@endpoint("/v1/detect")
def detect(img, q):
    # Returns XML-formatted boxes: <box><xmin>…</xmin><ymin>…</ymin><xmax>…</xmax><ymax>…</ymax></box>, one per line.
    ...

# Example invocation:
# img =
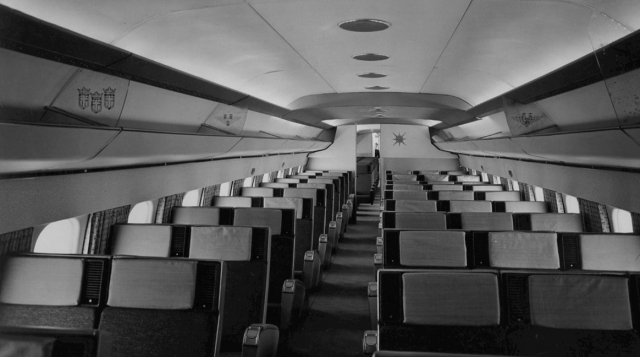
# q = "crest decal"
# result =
<box><xmin>78</xmin><ymin>87</ymin><xmax>90</xmax><ymax>110</ymax></box>
<box><xmin>103</xmin><ymin>87</ymin><xmax>116</xmax><ymax>110</ymax></box>
<box><xmin>216</xmin><ymin>113</ymin><xmax>238</xmax><ymax>127</ymax></box>
<box><xmin>510</xmin><ymin>112</ymin><xmax>543</xmax><ymax>127</ymax></box>
<box><xmin>77</xmin><ymin>87</ymin><xmax>117</xmax><ymax>113</ymax></box>
<box><xmin>90</xmin><ymin>91</ymin><xmax>103</xmax><ymax>114</ymax></box>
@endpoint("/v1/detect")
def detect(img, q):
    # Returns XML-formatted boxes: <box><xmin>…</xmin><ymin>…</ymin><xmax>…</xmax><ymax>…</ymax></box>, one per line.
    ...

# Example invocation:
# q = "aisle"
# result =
<box><xmin>282</xmin><ymin>195</ymin><xmax>381</xmax><ymax>356</ymax></box>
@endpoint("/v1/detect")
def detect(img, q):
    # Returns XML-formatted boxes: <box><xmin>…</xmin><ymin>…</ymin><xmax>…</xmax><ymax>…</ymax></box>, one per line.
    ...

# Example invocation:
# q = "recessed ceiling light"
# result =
<box><xmin>358</xmin><ymin>72</ymin><xmax>387</xmax><ymax>78</ymax></box>
<box><xmin>339</xmin><ymin>19</ymin><xmax>391</xmax><ymax>32</ymax></box>
<box><xmin>365</xmin><ymin>86</ymin><xmax>389</xmax><ymax>90</ymax></box>
<box><xmin>353</xmin><ymin>53</ymin><xmax>389</xmax><ymax>61</ymax></box>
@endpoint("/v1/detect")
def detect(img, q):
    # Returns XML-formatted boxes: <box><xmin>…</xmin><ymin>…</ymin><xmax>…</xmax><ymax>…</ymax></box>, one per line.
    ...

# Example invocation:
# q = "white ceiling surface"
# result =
<box><xmin>3</xmin><ymin>0</ymin><xmax>640</xmax><ymax>122</ymax></box>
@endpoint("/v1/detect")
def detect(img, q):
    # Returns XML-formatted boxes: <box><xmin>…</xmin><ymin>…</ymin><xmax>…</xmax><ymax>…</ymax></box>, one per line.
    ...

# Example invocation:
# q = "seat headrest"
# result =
<box><xmin>438</xmin><ymin>191</ymin><xmax>474</xmax><ymax>201</ymax></box>
<box><xmin>171</xmin><ymin>207</ymin><xmax>222</xmax><ymax>225</ymax></box>
<box><xmin>488</xmin><ymin>232</ymin><xmax>559</xmax><ymax>269</ymax></box>
<box><xmin>399</xmin><ymin>231</ymin><xmax>466</xmax><ymax>267</ymax></box>
<box><xmin>243</xmin><ymin>187</ymin><xmax>276</xmax><ymax>197</ymax></box>
<box><xmin>213</xmin><ymin>196</ymin><xmax>252</xmax><ymax>208</ymax></box>
<box><xmin>503</xmin><ymin>201</ymin><xmax>548</xmax><ymax>213</ymax></box>
<box><xmin>461</xmin><ymin>213</ymin><xmax>513</xmax><ymax>230</ymax></box>
<box><xmin>391</xmin><ymin>191</ymin><xmax>428</xmax><ymax>200</ymax></box>
<box><xmin>579</xmin><ymin>234</ymin><xmax>640</xmax><ymax>271</ymax></box>
<box><xmin>449</xmin><ymin>201</ymin><xmax>492</xmax><ymax>213</ymax></box>
<box><xmin>107</xmin><ymin>257</ymin><xmax>197</xmax><ymax>310</ymax></box>
<box><xmin>395</xmin><ymin>200</ymin><xmax>437</xmax><ymax>213</ymax></box>
<box><xmin>528</xmin><ymin>213</ymin><xmax>583</xmax><ymax>232</ymax></box>
<box><xmin>431</xmin><ymin>184</ymin><xmax>462</xmax><ymax>191</ymax></box>
<box><xmin>234</xmin><ymin>208</ymin><xmax>282</xmax><ymax>235</ymax></box>
<box><xmin>110</xmin><ymin>225</ymin><xmax>173</xmax><ymax>257</ymax></box>
<box><xmin>529</xmin><ymin>275</ymin><xmax>632</xmax><ymax>330</ymax></box>
<box><xmin>0</xmin><ymin>256</ymin><xmax>84</xmax><ymax>306</ymax></box>
<box><xmin>403</xmin><ymin>272</ymin><xmax>499</xmax><ymax>326</ymax></box>
<box><xmin>188</xmin><ymin>226</ymin><xmax>255</xmax><ymax>261</ymax></box>
<box><xmin>394</xmin><ymin>212</ymin><xmax>447</xmax><ymax>230</ymax></box>
<box><xmin>264</xmin><ymin>197</ymin><xmax>303</xmax><ymax>219</ymax></box>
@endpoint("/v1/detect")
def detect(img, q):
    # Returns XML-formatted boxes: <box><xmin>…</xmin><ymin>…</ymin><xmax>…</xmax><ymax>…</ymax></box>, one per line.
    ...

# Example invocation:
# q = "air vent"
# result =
<box><xmin>339</xmin><ymin>19</ymin><xmax>390</xmax><ymax>32</ymax></box>
<box><xmin>358</xmin><ymin>72</ymin><xmax>387</xmax><ymax>78</ymax></box>
<box><xmin>366</xmin><ymin>86</ymin><xmax>389</xmax><ymax>90</ymax></box>
<box><xmin>80</xmin><ymin>260</ymin><xmax>105</xmax><ymax>306</ymax></box>
<box><xmin>171</xmin><ymin>226</ymin><xmax>189</xmax><ymax>257</ymax></box>
<box><xmin>504</xmin><ymin>274</ymin><xmax>530</xmax><ymax>325</ymax></box>
<box><xmin>194</xmin><ymin>262</ymin><xmax>220</xmax><ymax>311</ymax></box>
<box><xmin>353</xmin><ymin>53</ymin><xmax>389</xmax><ymax>61</ymax></box>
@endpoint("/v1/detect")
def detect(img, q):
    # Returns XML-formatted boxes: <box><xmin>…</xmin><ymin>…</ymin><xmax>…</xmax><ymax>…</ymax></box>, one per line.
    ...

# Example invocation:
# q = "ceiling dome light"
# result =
<box><xmin>358</xmin><ymin>72</ymin><xmax>387</xmax><ymax>78</ymax></box>
<box><xmin>365</xmin><ymin>86</ymin><xmax>389</xmax><ymax>90</ymax></box>
<box><xmin>353</xmin><ymin>53</ymin><xmax>389</xmax><ymax>61</ymax></box>
<box><xmin>339</xmin><ymin>19</ymin><xmax>390</xmax><ymax>32</ymax></box>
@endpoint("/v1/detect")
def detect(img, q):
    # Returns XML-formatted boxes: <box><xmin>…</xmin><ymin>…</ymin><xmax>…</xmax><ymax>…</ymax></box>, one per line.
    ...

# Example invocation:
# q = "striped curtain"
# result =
<box><xmin>543</xmin><ymin>188</ymin><xmax>565</xmax><ymax>213</ymax></box>
<box><xmin>0</xmin><ymin>227</ymin><xmax>34</xmax><ymax>256</ymax></box>
<box><xmin>578</xmin><ymin>198</ymin><xmax>611</xmax><ymax>233</ymax></box>
<box><xmin>500</xmin><ymin>177</ymin><xmax>512</xmax><ymax>191</ymax></box>
<box><xmin>200</xmin><ymin>184</ymin><xmax>221</xmax><ymax>206</ymax></box>
<box><xmin>84</xmin><ymin>205</ymin><xmax>131</xmax><ymax>254</ymax></box>
<box><xmin>268</xmin><ymin>171</ymin><xmax>278</xmax><ymax>183</ymax></box>
<box><xmin>230</xmin><ymin>179</ymin><xmax>244</xmax><ymax>196</ymax></box>
<box><xmin>155</xmin><ymin>193</ymin><xmax>185</xmax><ymax>224</ymax></box>
<box><xmin>519</xmin><ymin>183</ymin><xmax>535</xmax><ymax>201</ymax></box>
<box><xmin>252</xmin><ymin>174</ymin><xmax>263</xmax><ymax>187</ymax></box>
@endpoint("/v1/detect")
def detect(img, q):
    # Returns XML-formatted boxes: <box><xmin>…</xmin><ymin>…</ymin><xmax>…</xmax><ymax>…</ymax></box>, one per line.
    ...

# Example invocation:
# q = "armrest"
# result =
<box><xmin>336</xmin><ymin>213</ymin><xmax>344</xmax><ymax>242</ymax></box>
<box><xmin>318</xmin><ymin>234</ymin><xmax>332</xmax><ymax>270</ymax></box>
<box><xmin>280</xmin><ymin>279</ymin><xmax>306</xmax><ymax>331</ymax></box>
<box><xmin>303</xmin><ymin>250</ymin><xmax>322</xmax><ymax>291</ymax></box>
<box><xmin>373</xmin><ymin>254</ymin><xmax>382</xmax><ymax>281</ymax></box>
<box><xmin>242</xmin><ymin>324</ymin><xmax>279</xmax><ymax>357</ymax></box>
<box><xmin>342</xmin><ymin>204</ymin><xmax>349</xmax><ymax>232</ymax></box>
<box><xmin>368</xmin><ymin>282</ymin><xmax>378</xmax><ymax>330</ymax></box>
<box><xmin>328</xmin><ymin>221</ymin><xmax>338</xmax><ymax>253</ymax></box>
<box><xmin>363</xmin><ymin>330</ymin><xmax>378</xmax><ymax>356</ymax></box>
<box><xmin>376</xmin><ymin>237</ymin><xmax>383</xmax><ymax>255</ymax></box>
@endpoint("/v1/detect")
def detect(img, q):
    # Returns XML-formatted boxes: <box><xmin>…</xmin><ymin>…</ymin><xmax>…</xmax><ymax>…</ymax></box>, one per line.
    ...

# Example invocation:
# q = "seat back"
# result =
<box><xmin>99</xmin><ymin>257</ymin><xmax>225</xmax><ymax>357</ymax></box>
<box><xmin>0</xmin><ymin>255</ymin><xmax>110</xmax><ymax>330</ymax></box>
<box><xmin>242</xmin><ymin>187</ymin><xmax>276</xmax><ymax>197</ymax></box>
<box><xmin>110</xmin><ymin>224</ymin><xmax>270</xmax><ymax>350</ymax></box>
<box><xmin>213</xmin><ymin>196</ymin><xmax>260</xmax><ymax>208</ymax></box>
<box><xmin>0</xmin><ymin>326</ymin><xmax>111</xmax><ymax>357</ymax></box>
<box><xmin>479</xmin><ymin>191</ymin><xmax>521</xmax><ymax>201</ymax></box>
<box><xmin>466</xmin><ymin>185</ymin><xmax>503</xmax><ymax>192</ymax></box>
<box><xmin>513</xmin><ymin>213</ymin><xmax>583</xmax><ymax>232</ymax></box>
<box><xmin>171</xmin><ymin>206</ymin><xmax>234</xmax><ymax>225</ymax></box>
<box><xmin>260</xmin><ymin>182</ymin><xmax>291</xmax><ymax>188</ymax></box>
<box><xmin>494</xmin><ymin>201</ymin><xmax>548</xmax><ymax>213</ymax></box>
<box><xmin>478</xmin><ymin>231</ymin><xmax>560</xmax><ymax>269</ymax></box>
<box><xmin>453</xmin><ymin>175</ymin><xmax>481</xmax><ymax>182</ymax></box>
<box><xmin>570</xmin><ymin>233</ymin><xmax>640</xmax><ymax>272</ymax></box>
<box><xmin>384</xmin><ymin>191</ymin><xmax>428</xmax><ymax>200</ymax></box>
<box><xmin>431</xmin><ymin>184</ymin><xmax>463</xmax><ymax>191</ymax></box>
<box><xmin>448</xmin><ymin>201</ymin><xmax>492</xmax><ymax>213</ymax></box>
<box><xmin>437</xmin><ymin>191</ymin><xmax>474</xmax><ymax>201</ymax></box>
<box><xmin>384</xmin><ymin>200</ymin><xmax>437</xmax><ymax>212</ymax></box>
<box><xmin>457</xmin><ymin>213</ymin><xmax>514</xmax><ymax>230</ymax></box>
<box><xmin>378</xmin><ymin>270</ymin><xmax>504</xmax><ymax>353</ymax></box>
<box><xmin>382</xmin><ymin>212</ymin><xmax>447</xmax><ymax>230</ymax></box>
<box><xmin>383</xmin><ymin>230</ymin><xmax>467</xmax><ymax>268</ymax></box>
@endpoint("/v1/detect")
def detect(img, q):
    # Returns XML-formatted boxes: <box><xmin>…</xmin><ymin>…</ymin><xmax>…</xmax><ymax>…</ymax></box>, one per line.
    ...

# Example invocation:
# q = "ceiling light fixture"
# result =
<box><xmin>353</xmin><ymin>53</ymin><xmax>389</xmax><ymax>61</ymax></box>
<box><xmin>365</xmin><ymin>86</ymin><xmax>390</xmax><ymax>90</ymax></box>
<box><xmin>358</xmin><ymin>72</ymin><xmax>387</xmax><ymax>78</ymax></box>
<box><xmin>339</xmin><ymin>19</ymin><xmax>391</xmax><ymax>32</ymax></box>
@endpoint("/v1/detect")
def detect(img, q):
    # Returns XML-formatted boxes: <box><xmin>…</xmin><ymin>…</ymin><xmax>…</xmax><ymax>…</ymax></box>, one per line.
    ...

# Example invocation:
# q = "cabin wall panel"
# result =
<box><xmin>0</xmin><ymin>154</ymin><xmax>308</xmax><ymax>234</ymax></box>
<box><xmin>459</xmin><ymin>155</ymin><xmax>640</xmax><ymax>214</ymax></box>
<box><xmin>307</xmin><ymin>125</ymin><xmax>356</xmax><ymax>171</ymax></box>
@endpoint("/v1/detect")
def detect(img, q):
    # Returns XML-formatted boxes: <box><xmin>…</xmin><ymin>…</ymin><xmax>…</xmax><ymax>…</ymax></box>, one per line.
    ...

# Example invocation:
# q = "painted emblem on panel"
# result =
<box><xmin>217</xmin><ymin>113</ymin><xmax>238</xmax><ymax>126</ymax></box>
<box><xmin>103</xmin><ymin>87</ymin><xmax>116</xmax><ymax>110</ymax></box>
<box><xmin>510</xmin><ymin>112</ymin><xmax>543</xmax><ymax>127</ymax></box>
<box><xmin>78</xmin><ymin>87</ymin><xmax>116</xmax><ymax>113</ymax></box>
<box><xmin>78</xmin><ymin>87</ymin><xmax>90</xmax><ymax>110</ymax></box>
<box><xmin>392</xmin><ymin>132</ymin><xmax>407</xmax><ymax>146</ymax></box>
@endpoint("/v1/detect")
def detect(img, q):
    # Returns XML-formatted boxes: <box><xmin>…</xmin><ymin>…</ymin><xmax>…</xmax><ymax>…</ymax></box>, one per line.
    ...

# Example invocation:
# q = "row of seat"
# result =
<box><xmin>367</xmin><ymin>167</ymin><xmax>640</xmax><ymax>356</ymax></box>
<box><xmin>0</xmin><ymin>169</ymin><xmax>355</xmax><ymax>357</ymax></box>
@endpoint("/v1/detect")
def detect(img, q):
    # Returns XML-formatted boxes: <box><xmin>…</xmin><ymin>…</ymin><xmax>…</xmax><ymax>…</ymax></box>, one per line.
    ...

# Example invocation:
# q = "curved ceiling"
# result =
<box><xmin>2</xmin><ymin>0</ymin><xmax>639</xmax><ymax>127</ymax></box>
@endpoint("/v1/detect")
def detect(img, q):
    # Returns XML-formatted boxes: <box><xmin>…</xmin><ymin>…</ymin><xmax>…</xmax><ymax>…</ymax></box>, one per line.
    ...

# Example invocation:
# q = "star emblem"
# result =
<box><xmin>392</xmin><ymin>132</ymin><xmax>407</xmax><ymax>146</ymax></box>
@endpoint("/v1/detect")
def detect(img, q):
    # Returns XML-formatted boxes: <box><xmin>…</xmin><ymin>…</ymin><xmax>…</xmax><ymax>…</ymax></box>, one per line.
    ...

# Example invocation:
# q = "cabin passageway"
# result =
<box><xmin>283</xmin><ymin>195</ymin><xmax>380</xmax><ymax>356</ymax></box>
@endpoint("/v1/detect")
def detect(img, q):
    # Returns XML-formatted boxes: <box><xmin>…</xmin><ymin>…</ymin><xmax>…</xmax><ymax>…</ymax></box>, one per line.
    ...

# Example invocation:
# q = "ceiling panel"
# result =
<box><xmin>422</xmin><ymin>0</ymin><xmax>599</xmax><ymax>105</ymax></box>
<box><xmin>113</xmin><ymin>4</ymin><xmax>334</xmax><ymax>107</ymax></box>
<box><xmin>251</xmin><ymin>0</ymin><xmax>471</xmax><ymax>94</ymax></box>
<box><xmin>0</xmin><ymin>0</ymin><xmax>241</xmax><ymax>44</ymax></box>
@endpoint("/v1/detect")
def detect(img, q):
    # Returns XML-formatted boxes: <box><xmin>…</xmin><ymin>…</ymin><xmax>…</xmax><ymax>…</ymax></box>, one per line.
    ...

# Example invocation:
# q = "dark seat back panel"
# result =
<box><xmin>99</xmin><ymin>308</ymin><xmax>217</xmax><ymax>357</ymax></box>
<box><xmin>378</xmin><ymin>325</ymin><xmax>506</xmax><ymax>354</ymax></box>
<box><xmin>0</xmin><ymin>305</ymin><xmax>98</xmax><ymax>329</ymax></box>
